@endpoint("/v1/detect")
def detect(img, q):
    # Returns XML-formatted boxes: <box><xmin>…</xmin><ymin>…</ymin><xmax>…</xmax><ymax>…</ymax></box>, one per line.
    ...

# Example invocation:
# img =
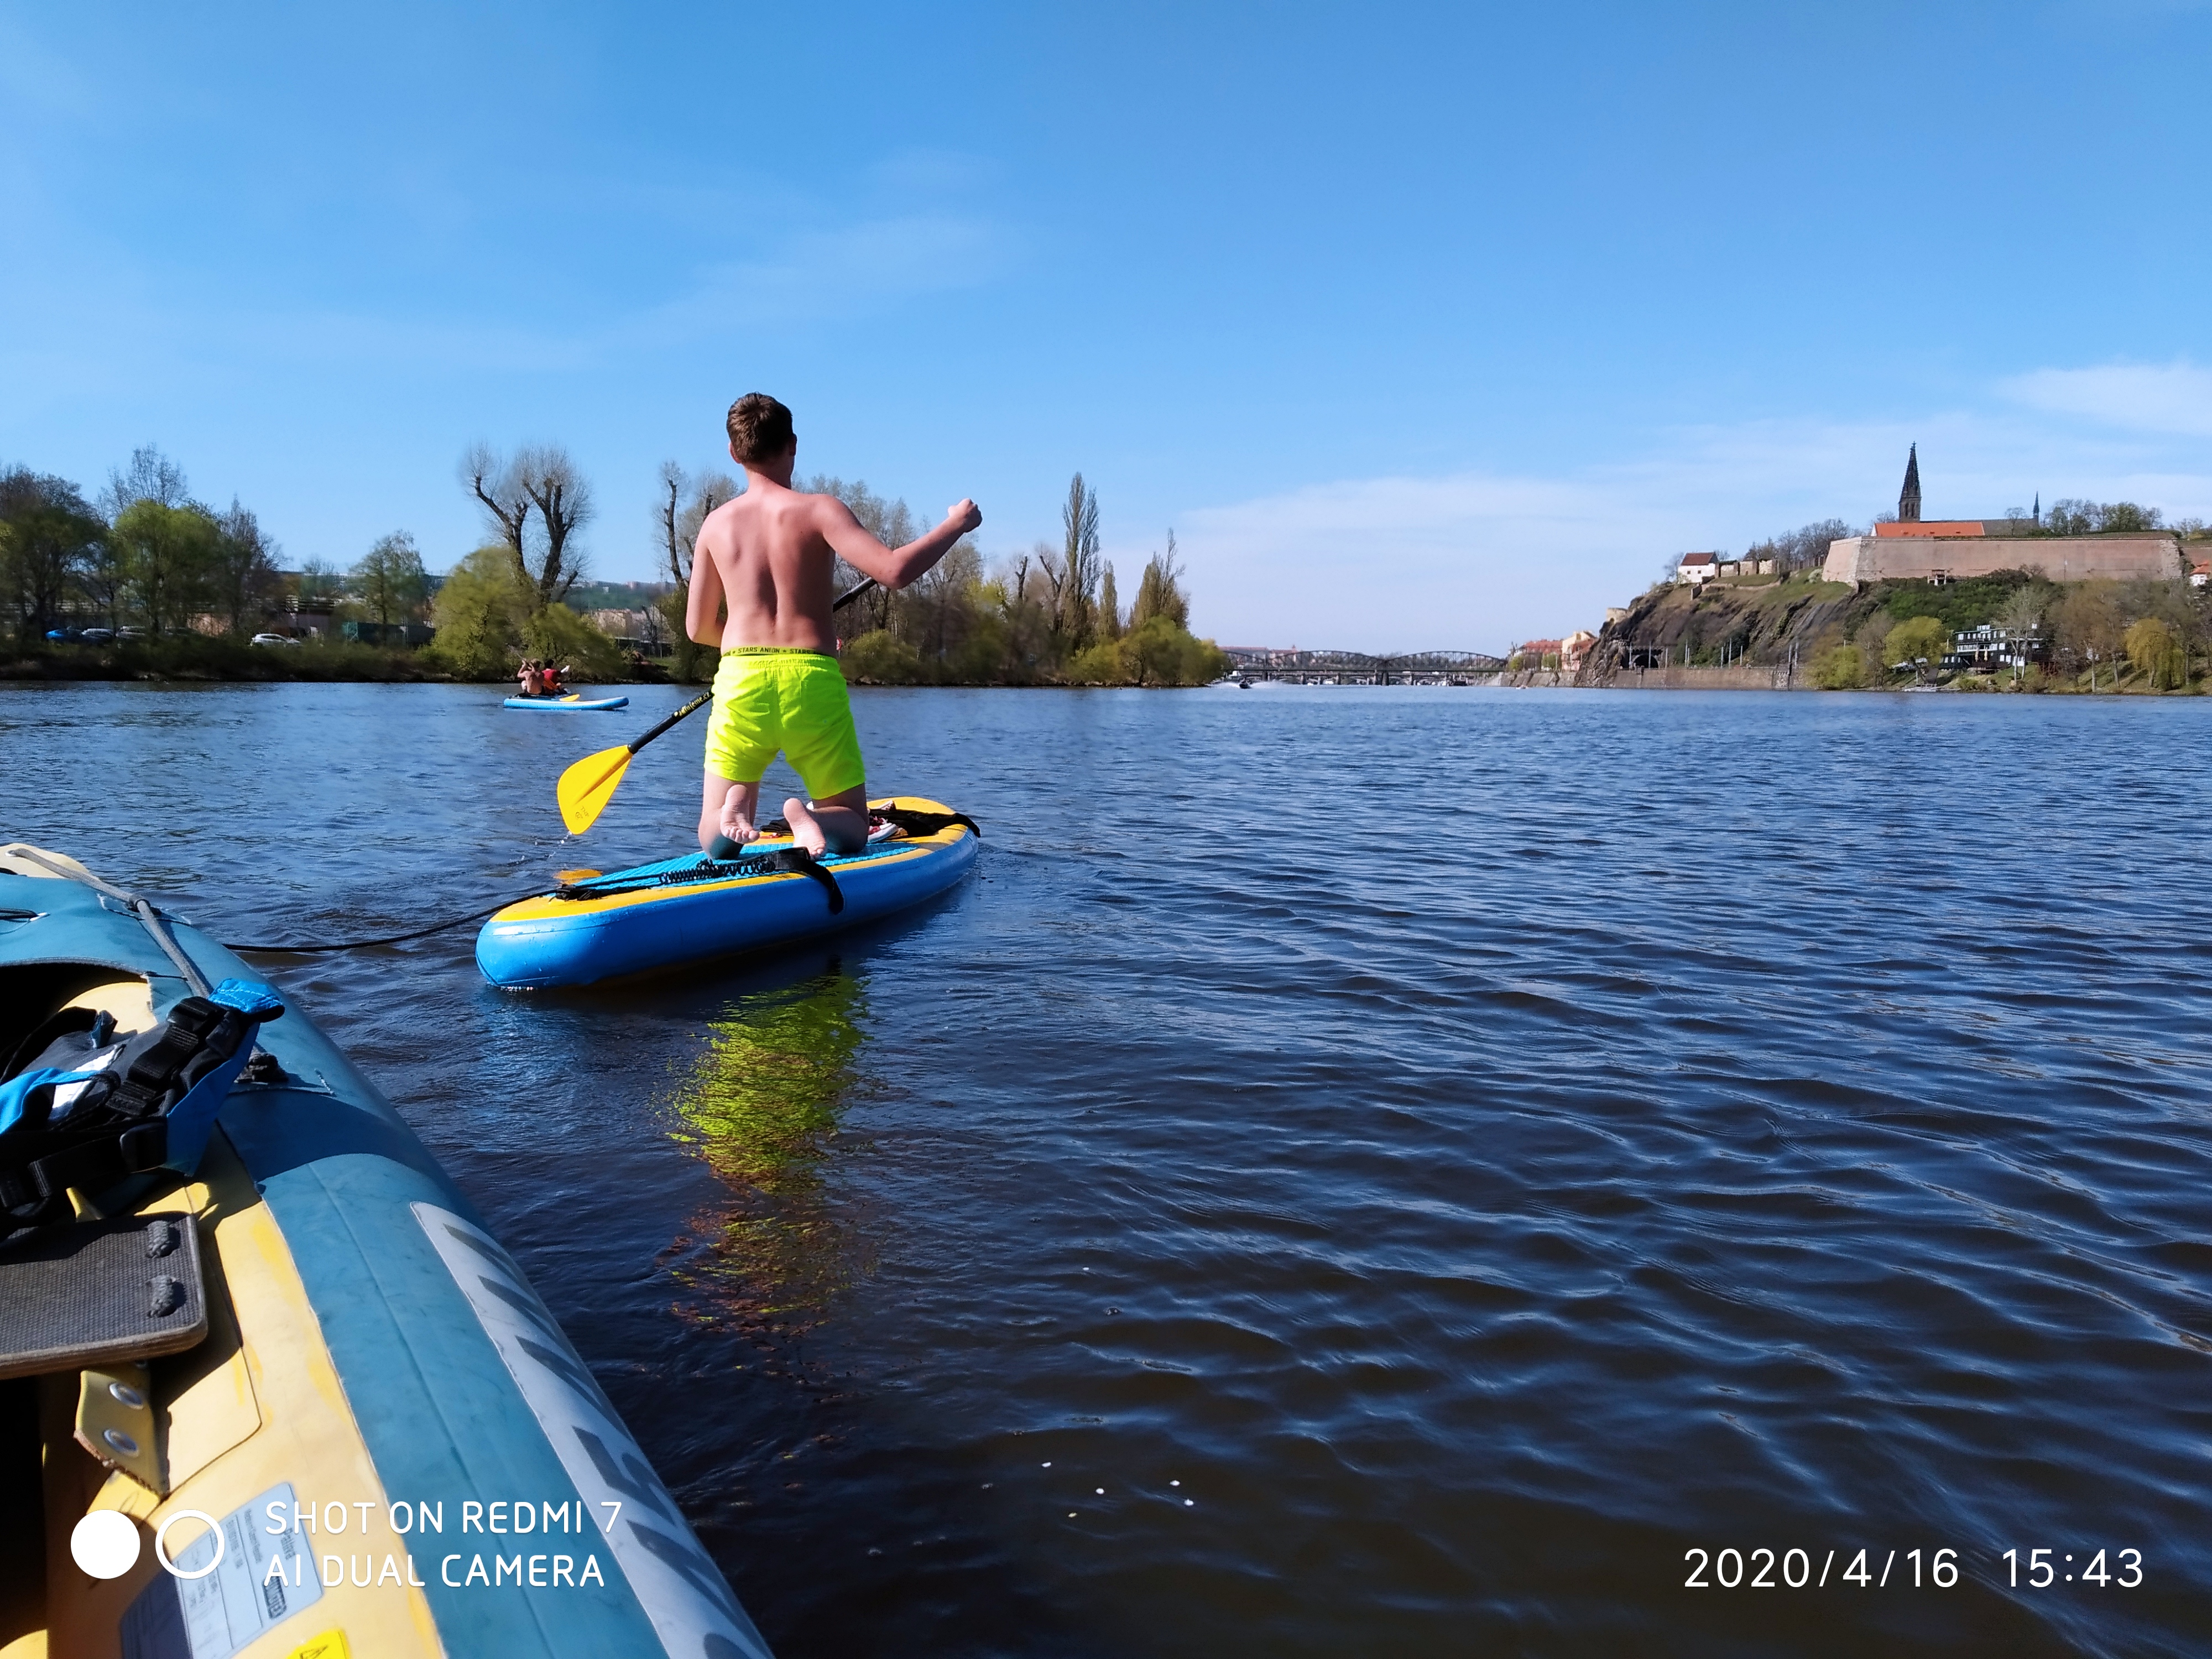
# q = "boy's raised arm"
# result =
<box><xmin>820</xmin><ymin>496</ymin><xmax>982</xmax><ymax>591</ymax></box>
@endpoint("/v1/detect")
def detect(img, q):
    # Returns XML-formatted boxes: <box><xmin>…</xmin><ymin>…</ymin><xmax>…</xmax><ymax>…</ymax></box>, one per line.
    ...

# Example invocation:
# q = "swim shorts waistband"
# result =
<box><xmin>719</xmin><ymin>646</ymin><xmax>838</xmax><ymax>661</ymax></box>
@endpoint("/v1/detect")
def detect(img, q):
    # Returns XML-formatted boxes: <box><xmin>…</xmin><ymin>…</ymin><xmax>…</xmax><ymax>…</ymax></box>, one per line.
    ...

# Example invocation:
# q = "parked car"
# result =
<box><xmin>248</xmin><ymin>632</ymin><xmax>300</xmax><ymax>648</ymax></box>
<box><xmin>116</xmin><ymin>627</ymin><xmax>144</xmax><ymax>641</ymax></box>
<box><xmin>44</xmin><ymin>627</ymin><xmax>80</xmax><ymax>643</ymax></box>
<box><xmin>79</xmin><ymin>627</ymin><xmax>115</xmax><ymax>644</ymax></box>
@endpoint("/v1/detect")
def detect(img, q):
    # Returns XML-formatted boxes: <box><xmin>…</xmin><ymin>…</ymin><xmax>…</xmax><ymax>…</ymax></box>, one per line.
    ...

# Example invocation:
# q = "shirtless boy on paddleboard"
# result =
<box><xmin>685</xmin><ymin>393</ymin><xmax>980</xmax><ymax>858</ymax></box>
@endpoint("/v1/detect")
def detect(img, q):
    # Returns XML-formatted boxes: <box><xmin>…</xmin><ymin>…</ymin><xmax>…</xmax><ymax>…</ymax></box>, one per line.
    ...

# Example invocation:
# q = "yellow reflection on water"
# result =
<box><xmin>665</xmin><ymin>968</ymin><xmax>875</xmax><ymax>1340</ymax></box>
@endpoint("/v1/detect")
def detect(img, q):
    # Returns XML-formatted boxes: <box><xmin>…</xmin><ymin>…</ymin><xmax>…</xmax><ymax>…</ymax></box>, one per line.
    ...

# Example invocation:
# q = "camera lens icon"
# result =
<box><xmin>70</xmin><ymin>1511</ymin><xmax>141</xmax><ymax>1580</ymax></box>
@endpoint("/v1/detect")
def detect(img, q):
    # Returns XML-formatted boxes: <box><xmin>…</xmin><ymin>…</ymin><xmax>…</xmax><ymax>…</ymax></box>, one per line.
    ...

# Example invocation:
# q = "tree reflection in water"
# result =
<box><xmin>663</xmin><ymin>967</ymin><xmax>878</xmax><ymax>1355</ymax></box>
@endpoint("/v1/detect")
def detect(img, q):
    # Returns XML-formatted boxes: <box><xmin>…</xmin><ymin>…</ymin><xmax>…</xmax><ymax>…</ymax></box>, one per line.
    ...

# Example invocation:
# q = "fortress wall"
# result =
<box><xmin>1822</xmin><ymin>535</ymin><xmax>2181</xmax><ymax>587</ymax></box>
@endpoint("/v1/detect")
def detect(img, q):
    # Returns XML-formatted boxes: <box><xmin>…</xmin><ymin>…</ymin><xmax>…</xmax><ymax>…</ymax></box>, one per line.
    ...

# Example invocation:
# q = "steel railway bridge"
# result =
<box><xmin>1219</xmin><ymin>647</ymin><xmax>1508</xmax><ymax>685</ymax></box>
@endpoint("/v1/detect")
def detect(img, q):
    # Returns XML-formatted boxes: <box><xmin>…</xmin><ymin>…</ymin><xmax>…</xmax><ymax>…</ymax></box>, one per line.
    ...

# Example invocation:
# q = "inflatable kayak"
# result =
<box><xmin>477</xmin><ymin>797</ymin><xmax>978</xmax><ymax>990</ymax></box>
<box><xmin>0</xmin><ymin>844</ymin><xmax>771</xmax><ymax>1658</ymax></box>
<box><xmin>504</xmin><ymin>694</ymin><xmax>630</xmax><ymax>712</ymax></box>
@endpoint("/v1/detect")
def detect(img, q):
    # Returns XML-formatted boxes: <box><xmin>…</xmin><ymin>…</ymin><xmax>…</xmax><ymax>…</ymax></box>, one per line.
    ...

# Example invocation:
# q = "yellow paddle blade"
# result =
<box><xmin>556</xmin><ymin>744</ymin><xmax>635</xmax><ymax>834</ymax></box>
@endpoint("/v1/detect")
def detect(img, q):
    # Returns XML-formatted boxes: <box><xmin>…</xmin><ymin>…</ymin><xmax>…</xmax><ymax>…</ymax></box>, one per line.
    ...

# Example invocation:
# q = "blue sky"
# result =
<box><xmin>4</xmin><ymin>2</ymin><xmax>2210</xmax><ymax>651</ymax></box>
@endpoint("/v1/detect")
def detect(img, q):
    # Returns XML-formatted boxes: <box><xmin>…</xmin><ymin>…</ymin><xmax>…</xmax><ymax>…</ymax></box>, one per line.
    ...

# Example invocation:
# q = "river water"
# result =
<box><xmin>5</xmin><ymin>681</ymin><xmax>2210</xmax><ymax>1657</ymax></box>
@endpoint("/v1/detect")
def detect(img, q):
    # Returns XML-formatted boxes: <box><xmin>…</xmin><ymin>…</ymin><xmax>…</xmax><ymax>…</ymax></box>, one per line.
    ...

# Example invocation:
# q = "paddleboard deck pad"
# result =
<box><xmin>477</xmin><ymin>796</ymin><xmax>978</xmax><ymax>988</ymax></box>
<box><xmin>504</xmin><ymin>694</ymin><xmax>631</xmax><ymax>711</ymax></box>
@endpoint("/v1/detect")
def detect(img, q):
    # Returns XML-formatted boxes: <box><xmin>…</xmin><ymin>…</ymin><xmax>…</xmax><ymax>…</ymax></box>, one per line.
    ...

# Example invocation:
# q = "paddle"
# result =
<box><xmin>556</xmin><ymin>575</ymin><xmax>880</xmax><ymax>833</ymax></box>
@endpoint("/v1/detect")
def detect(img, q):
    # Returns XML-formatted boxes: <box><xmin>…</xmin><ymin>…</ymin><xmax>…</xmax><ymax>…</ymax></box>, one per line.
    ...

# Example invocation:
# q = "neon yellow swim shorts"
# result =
<box><xmin>704</xmin><ymin>648</ymin><xmax>866</xmax><ymax>799</ymax></box>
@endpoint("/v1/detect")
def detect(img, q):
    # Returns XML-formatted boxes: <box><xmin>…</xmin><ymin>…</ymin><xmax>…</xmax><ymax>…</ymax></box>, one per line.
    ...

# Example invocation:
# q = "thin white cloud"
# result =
<box><xmin>2001</xmin><ymin>361</ymin><xmax>2212</xmax><ymax>437</ymax></box>
<box><xmin>639</xmin><ymin>211</ymin><xmax>1013</xmax><ymax>335</ymax></box>
<box><xmin>1175</xmin><ymin>396</ymin><xmax>2212</xmax><ymax>654</ymax></box>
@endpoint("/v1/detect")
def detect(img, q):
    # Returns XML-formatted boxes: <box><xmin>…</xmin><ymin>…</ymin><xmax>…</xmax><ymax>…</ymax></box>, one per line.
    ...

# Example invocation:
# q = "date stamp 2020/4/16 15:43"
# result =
<box><xmin>1682</xmin><ymin>1546</ymin><xmax>2143</xmax><ymax>1591</ymax></box>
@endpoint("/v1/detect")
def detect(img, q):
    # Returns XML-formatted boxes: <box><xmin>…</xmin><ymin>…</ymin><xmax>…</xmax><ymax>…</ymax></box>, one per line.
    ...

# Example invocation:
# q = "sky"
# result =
<box><xmin>4</xmin><ymin>1</ymin><xmax>2211</xmax><ymax>652</ymax></box>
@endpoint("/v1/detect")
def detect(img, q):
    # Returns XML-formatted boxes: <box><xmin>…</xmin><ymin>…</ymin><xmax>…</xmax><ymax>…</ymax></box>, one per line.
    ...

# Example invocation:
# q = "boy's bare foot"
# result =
<box><xmin>784</xmin><ymin>797</ymin><xmax>828</xmax><ymax>857</ymax></box>
<box><xmin>717</xmin><ymin>785</ymin><xmax>761</xmax><ymax>848</ymax></box>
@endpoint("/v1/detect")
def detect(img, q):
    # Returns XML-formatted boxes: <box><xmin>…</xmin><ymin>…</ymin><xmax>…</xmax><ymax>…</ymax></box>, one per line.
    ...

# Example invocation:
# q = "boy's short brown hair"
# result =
<box><xmin>727</xmin><ymin>393</ymin><xmax>795</xmax><ymax>465</ymax></box>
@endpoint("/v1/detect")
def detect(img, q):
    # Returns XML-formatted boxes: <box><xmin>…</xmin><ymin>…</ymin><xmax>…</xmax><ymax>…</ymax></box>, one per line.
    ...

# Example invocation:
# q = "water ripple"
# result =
<box><xmin>7</xmin><ymin>682</ymin><xmax>2212</xmax><ymax>1656</ymax></box>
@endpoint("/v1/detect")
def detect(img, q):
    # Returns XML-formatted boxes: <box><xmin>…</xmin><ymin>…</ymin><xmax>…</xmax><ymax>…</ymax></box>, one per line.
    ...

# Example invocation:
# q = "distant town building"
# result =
<box><xmin>1559</xmin><ymin>629</ymin><xmax>1597</xmax><ymax>671</ymax></box>
<box><xmin>2192</xmin><ymin>560</ymin><xmax>2210</xmax><ymax>589</ymax></box>
<box><xmin>1676</xmin><ymin>552</ymin><xmax>1719</xmax><ymax>584</ymax></box>
<box><xmin>1947</xmin><ymin>624</ymin><xmax>2048</xmax><ymax>671</ymax></box>
<box><xmin>1824</xmin><ymin>448</ymin><xmax>2183</xmax><ymax>587</ymax></box>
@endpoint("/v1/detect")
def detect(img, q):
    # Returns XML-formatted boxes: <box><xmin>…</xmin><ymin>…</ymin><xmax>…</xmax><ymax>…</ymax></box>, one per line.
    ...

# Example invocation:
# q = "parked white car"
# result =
<box><xmin>249</xmin><ymin>633</ymin><xmax>300</xmax><ymax>648</ymax></box>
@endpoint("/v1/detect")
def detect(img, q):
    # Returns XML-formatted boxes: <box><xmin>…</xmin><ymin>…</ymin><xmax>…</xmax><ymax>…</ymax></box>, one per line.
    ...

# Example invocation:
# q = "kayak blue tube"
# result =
<box><xmin>477</xmin><ymin>796</ymin><xmax>978</xmax><ymax>990</ymax></box>
<box><xmin>0</xmin><ymin>847</ymin><xmax>771</xmax><ymax>1657</ymax></box>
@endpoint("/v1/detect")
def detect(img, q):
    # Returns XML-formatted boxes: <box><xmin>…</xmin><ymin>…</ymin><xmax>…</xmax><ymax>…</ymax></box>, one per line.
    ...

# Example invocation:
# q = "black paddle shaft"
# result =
<box><xmin>626</xmin><ymin>691</ymin><xmax>712</xmax><ymax>754</ymax></box>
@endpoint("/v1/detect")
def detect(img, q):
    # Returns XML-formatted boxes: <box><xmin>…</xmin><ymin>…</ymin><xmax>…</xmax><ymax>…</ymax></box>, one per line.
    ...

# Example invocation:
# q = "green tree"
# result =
<box><xmin>1887</xmin><ymin>615</ymin><xmax>1948</xmax><ymax>679</ymax></box>
<box><xmin>111</xmin><ymin>499</ymin><xmax>220</xmax><ymax>637</ymax></box>
<box><xmin>2124</xmin><ymin>617</ymin><xmax>2185</xmax><ymax>689</ymax></box>
<box><xmin>2053</xmin><ymin>582</ymin><xmax>2125</xmax><ymax>687</ymax></box>
<box><xmin>424</xmin><ymin>546</ymin><xmax>530</xmax><ymax>677</ymax></box>
<box><xmin>1130</xmin><ymin>530</ymin><xmax>1191</xmax><ymax>629</ymax></box>
<box><xmin>351</xmin><ymin>531</ymin><xmax>429</xmax><ymax>630</ymax></box>
<box><xmin>1098</xmin><ymin>562</ymin><xmax>1121</xmax><ymax>640</ymax></box>
<box><xmin>1057</xmin><ymin>472</ymin><xmax>1102</xmax><ymax>649</ymax></box>
<box><xmin>0</xmin><ymin>468</ymin><xmax>104</xmax><ymax>643</ymax></box>
<box><xmin>297</xmin><ymin>556</ymin><xmax>343</xmax><ymax>603</ymax></box>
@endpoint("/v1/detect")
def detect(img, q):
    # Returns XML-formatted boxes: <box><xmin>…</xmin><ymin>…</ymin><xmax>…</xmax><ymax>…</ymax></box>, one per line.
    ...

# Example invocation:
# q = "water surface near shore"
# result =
<box><xmin>6</xmin><ymin>681</ymin><xmax>2209</xmax><ymax>1657</ymax></box>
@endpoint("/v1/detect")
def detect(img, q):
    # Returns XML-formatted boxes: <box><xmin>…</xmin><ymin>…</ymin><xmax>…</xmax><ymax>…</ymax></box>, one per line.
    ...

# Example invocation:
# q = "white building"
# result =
<box><xmin>1677</xmin><ymin>552</ymin><xmax>1719</xmax><ymax>585</ymax></box>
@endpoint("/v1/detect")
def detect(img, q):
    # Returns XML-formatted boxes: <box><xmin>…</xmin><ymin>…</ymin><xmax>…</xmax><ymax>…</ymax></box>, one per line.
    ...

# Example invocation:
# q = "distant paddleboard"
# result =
<box><xmin>503</xmin><ymin>693</ymin><xmax>630</xmax><ymax>711</ymax></box>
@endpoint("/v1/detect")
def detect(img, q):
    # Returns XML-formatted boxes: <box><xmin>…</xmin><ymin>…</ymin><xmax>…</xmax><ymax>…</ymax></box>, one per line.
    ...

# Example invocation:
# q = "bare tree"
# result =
<box><xmin>656</xmin><ymin>461</ymin><xmax>689</xmax><ymax>586</ymax></box>
<box><xmin>656</xmin><ymin>462</ymin><xmax>738</xmax><ymax>588</ymax></box>
<box><xmin>656</xmin><ymin>462</ymin><xmax>739</xmax><ymax>676</ymax></box>
<box><xmin>515</xmin><ymin>445</ymin><xmax>591</xmax><ymax>606</ymax></box>
<box><xmin>101</xmin><ymin>445</ymin><xmax>188</xmax><ymax>520</ymax></box>
<box><xmin>212</xmin><ymin>499</ymin><xmax>281</xmax><ymax>635</ymax></box>
<box><xmin>462</xmin><ymin>443</ymin><xmax>592</xmax><ymax>611</ymax></box>
<box><xmin>462</xmin><ymin>442</ymin><xmax>531</xmax><ymax>570</ymax></box>
<box><xmin>1131</xmin><ymin>530</ymin><xmax>1190</xmax><ymax>629</ymax></box>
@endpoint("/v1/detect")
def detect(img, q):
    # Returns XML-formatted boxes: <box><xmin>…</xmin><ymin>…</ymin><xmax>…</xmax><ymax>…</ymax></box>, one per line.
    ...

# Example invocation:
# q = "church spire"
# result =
<box><xmin>1898</xmin><ymin>444</ymin><xmax>1922</xmax><ymax>523</ymax></box>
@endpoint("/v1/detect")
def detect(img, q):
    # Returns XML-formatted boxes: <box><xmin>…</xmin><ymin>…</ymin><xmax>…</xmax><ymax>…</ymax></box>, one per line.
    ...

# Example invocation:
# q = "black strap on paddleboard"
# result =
<box><xmin>758</xmin><ymin>848</ymin><xmax>843</xmax><ymax>914</ymax></box>
<box><xmin>560</xmin><ymin>845</ymin><xmax>844</xmax><ymax>914</ymax></box>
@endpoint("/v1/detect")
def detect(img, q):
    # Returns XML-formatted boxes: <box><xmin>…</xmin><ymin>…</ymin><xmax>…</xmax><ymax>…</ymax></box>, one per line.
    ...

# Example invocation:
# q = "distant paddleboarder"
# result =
<box><xmin>685</xmin><ymin>393</ymin><xmax>980</xmax><ymax>857</ymax></box>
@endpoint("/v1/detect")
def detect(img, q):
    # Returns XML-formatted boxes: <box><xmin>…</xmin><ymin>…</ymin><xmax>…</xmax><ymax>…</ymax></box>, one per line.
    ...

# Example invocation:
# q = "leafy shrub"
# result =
<box><xmin>840</xmin><ymin>629</ymin><xmax>927</xmax><ymax>685</ymax></box>
<box><xmin>1064</xmin><ymin>640</ymin><xmax>1125</xmax><ymax>685</ymax></box>
<box><xmin>1886</xmin><ymin>615</ymin><xmax>1948</xmax><ymax>673</ymax></box>
<box><xmin>1813</xmin><ymin>644</ymin><xmax>1865</xmax><ymax>689</ymax></box>
<box><xmin>424</xmin><ymin>545</ymin><xmax>623</xmax><ymax>681</ymax></box>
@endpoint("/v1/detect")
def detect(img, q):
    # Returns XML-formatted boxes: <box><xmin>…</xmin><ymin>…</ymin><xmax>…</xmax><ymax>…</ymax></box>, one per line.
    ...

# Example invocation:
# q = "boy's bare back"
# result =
<box><xmin>685</xmin><ymin>435</ymin><xmax>979</xmax><ymax>656</ymax></box>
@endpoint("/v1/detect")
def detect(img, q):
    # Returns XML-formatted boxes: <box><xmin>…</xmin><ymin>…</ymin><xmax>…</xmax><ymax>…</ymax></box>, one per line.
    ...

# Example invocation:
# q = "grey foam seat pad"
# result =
<box><xmin>0</xmin><ymin>1213</ymin><xmax>207</xmax><ymax>1380</ymax></box>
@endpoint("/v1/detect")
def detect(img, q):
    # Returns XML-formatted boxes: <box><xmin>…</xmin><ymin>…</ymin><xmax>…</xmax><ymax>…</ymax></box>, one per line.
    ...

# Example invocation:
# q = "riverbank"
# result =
<box><xmin>2</xmin><ymin>637</ymin><xmax>1222</xmax><ymax>689</ymax></box>
<box><xmin>3</xmin><ymin>638</ymin><xmax>453</xmax><ymax>682</ymax></box>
